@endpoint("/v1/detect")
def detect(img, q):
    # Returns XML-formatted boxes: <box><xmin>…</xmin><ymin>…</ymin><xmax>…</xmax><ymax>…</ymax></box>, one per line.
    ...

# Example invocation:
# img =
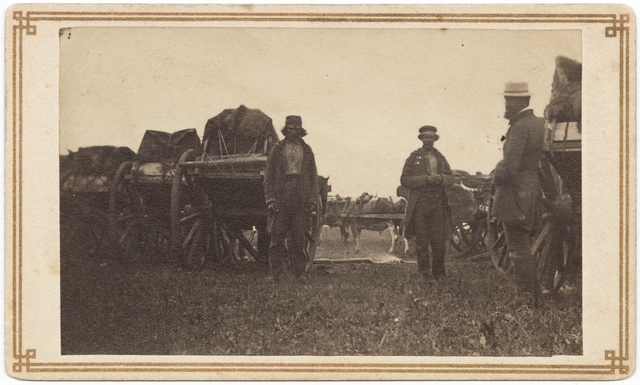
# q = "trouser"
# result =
<box><xmin>413</xmin><ymin>198</ymin><xmax>447</xmax><ymax>276</ymax></box>
<box><xmin>269</xmin><ymin>176</ymin><xmax>309</xmax><ymax>275</ymax></box>
<box><xmin>502</xmin><ymin>222</ymin><xmax>538</xmax><ymax>295</ymax></box>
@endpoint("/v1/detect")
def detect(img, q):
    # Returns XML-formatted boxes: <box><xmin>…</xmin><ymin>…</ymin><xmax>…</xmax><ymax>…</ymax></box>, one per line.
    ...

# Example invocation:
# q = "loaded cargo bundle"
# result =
<box><xmin>136</xmin><ymin>128</ymin><xmax>201</xmax><ymax>165</ymax></box>
<box><xmin>202</xmin><ymin>104</ymin><xmax>279</xmax><ymax>157</ymax></box>
<box><xmin>542</xmin><ymin>56</ymin><xmax>582</xmax><ymax>153</ymax></box>
<box><xmin>60</xmin><ymin>146</ymin><xmax>136</xmax><ymax>193</ymax></box>
<box><xmin>544</xmin><ymin>55</ymin><xmax>582</xmax><ymax>125</ymax></box>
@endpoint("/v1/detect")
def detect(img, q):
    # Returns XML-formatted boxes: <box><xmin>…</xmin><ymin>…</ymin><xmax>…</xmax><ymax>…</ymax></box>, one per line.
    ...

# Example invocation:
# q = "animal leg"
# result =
<box><xmin>388</xmin><ymin>222</ymin><xmax>397</xmax><ymax>253</ymax></box>
<box><xmin>351</xmin><ymin>222</ymin><xmax>361</xmax><ymax>254</ymax></box>
<box><xmin>340</xmin><ymin>223</ymin><xmax>349</xmax><ymax>245</ymax></box>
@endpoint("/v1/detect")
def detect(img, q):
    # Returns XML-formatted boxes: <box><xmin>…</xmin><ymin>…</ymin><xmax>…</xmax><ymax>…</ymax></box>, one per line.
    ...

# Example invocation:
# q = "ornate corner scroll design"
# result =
<box><xmin>604</xmin><ymin>350</ymin><xmax>630</xmax><ymax>375</ymax></box>
<box><xmin>13</xmin><ymin>11</ymin><xmax>37</xmax><ymax>35</ymax></box>
<box><xmin>13</xmin><ymin>349</ymin><xmax>36</xmax><ymax>373</ymax></box>
<box><xmin>605</xmin><ymin>14</ymin><xmax>629</xmax><ymax>37</ymax></box>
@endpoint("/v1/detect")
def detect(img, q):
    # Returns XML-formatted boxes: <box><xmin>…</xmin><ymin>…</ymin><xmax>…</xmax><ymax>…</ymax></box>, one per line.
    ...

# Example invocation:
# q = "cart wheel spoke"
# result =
<box><xmin>182</xmin><ymin>219</ymin><xmax>201</xmax><ymax>249</ymax></box>
<box><xmin>171</xmin><ymin>149</ymin><xmax>213</xmax><ymax>270</ymax></box>
<box><xmin>535</xmin><ymin>220</ymin><xmax>574</xmax><ymax>294</ymax></box>
<box><xmin>486</xmin><ymin>196</ymin><xmax>512</xmax><ymax>274</ymax></box>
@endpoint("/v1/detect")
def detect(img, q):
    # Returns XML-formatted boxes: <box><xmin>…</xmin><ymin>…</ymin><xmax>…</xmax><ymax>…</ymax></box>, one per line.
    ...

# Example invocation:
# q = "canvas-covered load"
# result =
<box><xmin>60</xmin><ymin>146</ymin><xmax>136</xmax><ymax>192</ymax></box>
<box><xmin>62</xmin><ymin>146</ymin><xmax>136</xmax><ymax>178</ymax></box>
<box><xmin>203</xmin><ymin>105</ymin><xmax>279</xmax><ymax>157</ymax></box>
<box><xmin>544</xmin><ymin>56</ymin><xmax>582</xmax><ymax>124</ymax></box>
<box><xmin>136</xmin><ymin>128</ymin><xmax>201</xmax><ymax>165</ymax></box>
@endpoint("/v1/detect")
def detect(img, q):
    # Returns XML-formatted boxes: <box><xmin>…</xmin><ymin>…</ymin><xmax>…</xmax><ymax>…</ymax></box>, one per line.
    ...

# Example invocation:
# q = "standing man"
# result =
<box><xmin>491</xmin><ymin>82</ymin><xmax>545</xmax><ymax>305</ymax></box>
<box><xmin>401</xmin><ymin>125</ymin><xmax>455</xmax><ymax>279</ymax></box>
<box><xmin>264</xmin><ymin>115</ymin><xmax>319</xmax><ymax>278</ymax></box>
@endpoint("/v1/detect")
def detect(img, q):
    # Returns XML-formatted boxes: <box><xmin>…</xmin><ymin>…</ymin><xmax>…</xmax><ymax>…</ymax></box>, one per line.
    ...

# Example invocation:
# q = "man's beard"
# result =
<box><xmin>421</xmin><ymin>141</ymin><xmax>435</xmax><ymax>149</ymax></box>
<box><xmin>504</xmin><ymin>108</ymin><xmax>518</xmax><ymax>120</ymax></box>
<box><xmin>286</xmin><ymin>133</ymin><xmax>301</xmax><ymax>142</ymax></box>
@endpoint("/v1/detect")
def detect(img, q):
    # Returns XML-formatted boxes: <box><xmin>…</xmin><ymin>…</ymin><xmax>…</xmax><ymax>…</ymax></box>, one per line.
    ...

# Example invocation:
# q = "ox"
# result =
<box><xmin>345</xmin><ymin>193</ymin><xmax>408</xmax><ymax>254</ymax></box>
<box><xmin>322</xmin><ymin>195</ymin><xmax>352</xmax><ymax>244</ymax></box>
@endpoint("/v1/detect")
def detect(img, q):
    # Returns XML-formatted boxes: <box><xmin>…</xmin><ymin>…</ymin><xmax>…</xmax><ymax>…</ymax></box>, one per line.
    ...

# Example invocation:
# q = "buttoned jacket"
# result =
<box><xmin>264</xmin><ymin>138</ymin><xmax>319</xmax><ymax>208</ymax></box>
<box><xmin>491</xmin><ymin>109</ymin><xmax>545</xmax><ymax>230</ymax></box>
<box><xmin>400</xmin><ymin>147</ymin><xmax>455</xmax><ymax>239</ymax></box>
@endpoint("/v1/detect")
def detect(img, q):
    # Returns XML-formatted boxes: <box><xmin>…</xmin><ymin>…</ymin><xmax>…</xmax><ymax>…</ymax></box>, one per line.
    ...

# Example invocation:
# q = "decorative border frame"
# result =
<box><xmin>7</xmin><ymin>7</ymin><xmax>633</xmax><ymax>379</ymax></box>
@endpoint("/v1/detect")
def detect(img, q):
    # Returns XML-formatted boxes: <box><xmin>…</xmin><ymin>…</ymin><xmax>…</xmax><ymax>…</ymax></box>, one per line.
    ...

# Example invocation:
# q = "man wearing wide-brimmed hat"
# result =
<box><xmin>264</xmin><ymin>115</ymin><xmax>319</xmax><ymax>279</ymax></box>
<box><xmin>491</xmin><ymin>82</ymin><xmax>545</xmax><ymax>306</ymax></box>
<box><xmin>401</xmin><ymin>125</ymin><xmax>455</xmax><ymax>280</ymax></box>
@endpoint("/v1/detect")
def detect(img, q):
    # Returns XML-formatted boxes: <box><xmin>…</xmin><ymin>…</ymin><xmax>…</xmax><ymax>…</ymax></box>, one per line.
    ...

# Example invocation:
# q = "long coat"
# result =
<box><xmin>263</xmin><ymin>139</ymin><xmax>319</xmax><ymax>228</ymax></box>
<box><xmin>491</xmin><ymin>109</ymin><xmax>545</xmax><ymax>230</ymax></box>
<box><xmin>400</xmin><ymin>147</ymin><xmax>455</xmax><ymax>239</ymax></box>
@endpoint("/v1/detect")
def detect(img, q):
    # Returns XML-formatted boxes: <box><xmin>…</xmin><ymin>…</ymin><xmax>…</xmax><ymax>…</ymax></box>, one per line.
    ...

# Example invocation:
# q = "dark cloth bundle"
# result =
<box><xmin>544</xmin><ymin>56</ymin><xmax>582</xmax><ymax>124</ymax></box>
<box><xmin>61</xmin><ymin>146</ymin><xmax>136</xmax><ymax>180</ymax></box>
<box><xmin>203</xmin><ymin>105</ymin><xmax>279</xmax><ymax>156</ymax></box>
<box><xmin>136</xmin><ymin>129</ymin><xmax>201</xmax><ymax>165</ymax></box>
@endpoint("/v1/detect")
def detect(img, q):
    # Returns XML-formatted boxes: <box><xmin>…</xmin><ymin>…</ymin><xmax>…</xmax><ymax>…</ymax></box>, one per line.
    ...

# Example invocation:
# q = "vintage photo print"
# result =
<box><xmin>4</xmin><ymin>3</ymin><xmax>635</xmax><ymax>380</ymax></box>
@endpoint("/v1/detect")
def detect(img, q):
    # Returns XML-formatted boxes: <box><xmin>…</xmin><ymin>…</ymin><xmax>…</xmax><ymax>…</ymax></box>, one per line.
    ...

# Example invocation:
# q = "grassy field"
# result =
<box><xmin>61</xmin><ymin>226</ymin><xmax>582</xmax><ymax>356</ymax></box>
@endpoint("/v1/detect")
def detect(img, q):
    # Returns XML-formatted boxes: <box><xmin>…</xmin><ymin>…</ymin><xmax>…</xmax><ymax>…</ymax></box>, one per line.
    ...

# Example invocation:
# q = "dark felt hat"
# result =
<box><xmin>418</xmin><ymin>125</ymin><xmax>439</xmax><ymax>140</ymax></box>
<box><xmin>285</xmin><ymin>115</ymin><xmax>303</xmax><ymax>128</ymax></box>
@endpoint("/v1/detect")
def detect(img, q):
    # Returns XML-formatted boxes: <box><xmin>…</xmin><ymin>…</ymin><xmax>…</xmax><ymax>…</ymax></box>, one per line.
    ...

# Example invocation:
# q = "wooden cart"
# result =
<box><xmin>170</xmin><ymin>105</ymin><xmax>323</xmax><ymax>270</ymax></box>
<box><xmin>61</xmin><ymin>146</ymin><xmax>136</xmax><ymax>257</ymax></box>
<box><xmin>108</xmin><ymin>129</ymin><xmax>201</xmax><ymax>262</ymax></box>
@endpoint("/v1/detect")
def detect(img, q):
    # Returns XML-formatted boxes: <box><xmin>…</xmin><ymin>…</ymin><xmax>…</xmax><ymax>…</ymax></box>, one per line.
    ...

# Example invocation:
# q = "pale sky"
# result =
<box><xmin>60</xmin><ymin>27</ymin><xmax>580</xmax><ymax>198</ymax></box>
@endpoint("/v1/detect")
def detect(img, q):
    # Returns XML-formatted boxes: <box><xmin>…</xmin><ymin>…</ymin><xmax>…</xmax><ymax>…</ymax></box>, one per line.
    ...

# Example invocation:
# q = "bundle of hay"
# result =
<box><xmin>544</xmin><ymin>56</ymin><xmax>582</xmax><ymax>126</ymax></box>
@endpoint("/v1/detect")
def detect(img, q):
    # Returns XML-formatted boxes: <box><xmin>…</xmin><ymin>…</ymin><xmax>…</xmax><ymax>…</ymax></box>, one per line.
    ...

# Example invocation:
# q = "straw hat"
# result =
<box><xmin>503</xmin><ymin>81</ymin><xmax>531</xmax><ymax>97</ymax></box>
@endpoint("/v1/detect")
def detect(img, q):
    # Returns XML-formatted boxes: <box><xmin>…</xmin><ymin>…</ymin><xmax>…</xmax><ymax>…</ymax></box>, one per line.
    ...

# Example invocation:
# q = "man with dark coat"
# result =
<box><xmin>401</xmin><ymin>126</ymin><xmax>455</xmax><ymax>279</ymax></box>
<box><xmin>491</xmin><ymin>81</ymin><xmax>545</xmax><ymax>304</ymax></box>
<box><xmin>264</xmin><ymin>115</ymin><xmax>319</xmax><ymax>277</ymax></box>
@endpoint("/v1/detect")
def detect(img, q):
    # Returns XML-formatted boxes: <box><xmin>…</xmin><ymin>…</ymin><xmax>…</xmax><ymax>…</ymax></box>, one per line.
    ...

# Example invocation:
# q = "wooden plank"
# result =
<box><xmin>213</xmin><ymin>207</ymin><xmax>268</xmax><ymax>218</ymax></box>
<box><xmin>233</xmin><ymin>233</ymin><xmax>258</xmax><ymax>258</ymax></box>
<box><xmin>180</xmin><ymin>155</ymin><xmax>267</xmax><ymax>168</ymax></box>
<box><xmin>339</xmin><ymin>213</ymin><xmax>405</xmax><ymax>219</ymax></box>
<box><xmin>193</xmin><ymin>171</ymin><xmax>264</xmax><ymax>180</ymax></box>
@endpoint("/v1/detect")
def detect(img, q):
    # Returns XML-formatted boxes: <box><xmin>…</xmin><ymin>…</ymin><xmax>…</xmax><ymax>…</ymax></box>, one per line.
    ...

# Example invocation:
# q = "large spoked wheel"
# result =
<box><xmin>450</xmin><ymin>217</ymin><xmax>487</xmax><ymax>258</ymax></box>
<box><xmin>109</xmin><ymin>161</ymin><xmax>147</xmax><ymax>262</ymax></box>
<box><xmin>171</xmin><ymin>150</ymin><xmax>213</xmax><ymax>270</ymax></box>
<box><xmin>109</xmin><ymin>161</ymin><xmax>172</xmax><ymax>263</ymax></box>
<box><xmin>485</xmin><ymin>193</ymin><xmax>512</xmax><ymax>274</ymax></box>
<box><xmin>533</xmin><ymin>212</ymin><xmax>576</xmax><ymax>294</ymax></box>
<box><xmin>450</xmin><ymin>220</ymin><xmax>475</xmax><ymax>254</ymax></box>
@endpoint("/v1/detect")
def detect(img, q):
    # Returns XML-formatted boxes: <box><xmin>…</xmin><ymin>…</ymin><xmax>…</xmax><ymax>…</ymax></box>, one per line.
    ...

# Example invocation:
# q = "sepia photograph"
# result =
<box><xmin>5</xmin><ymin>2</ymin><xmax>635</xmax><ymax>381</ymax></box>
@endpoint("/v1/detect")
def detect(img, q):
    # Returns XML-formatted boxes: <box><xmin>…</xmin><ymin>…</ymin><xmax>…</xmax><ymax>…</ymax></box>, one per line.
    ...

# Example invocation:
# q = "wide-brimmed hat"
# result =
<box><xmin>418</xmin><ymin>125</ymin><xmax>439</xmax><ymax>140</ymax></box>
<box><xmin>285</xmin><ymin>115</ymin><xmax>303</xmax><ymax>128</ymax></box>
<box><xmin>502</xmin><ymin>81</ymin><xmax>531</xmax><ymax>97</ymax></box>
